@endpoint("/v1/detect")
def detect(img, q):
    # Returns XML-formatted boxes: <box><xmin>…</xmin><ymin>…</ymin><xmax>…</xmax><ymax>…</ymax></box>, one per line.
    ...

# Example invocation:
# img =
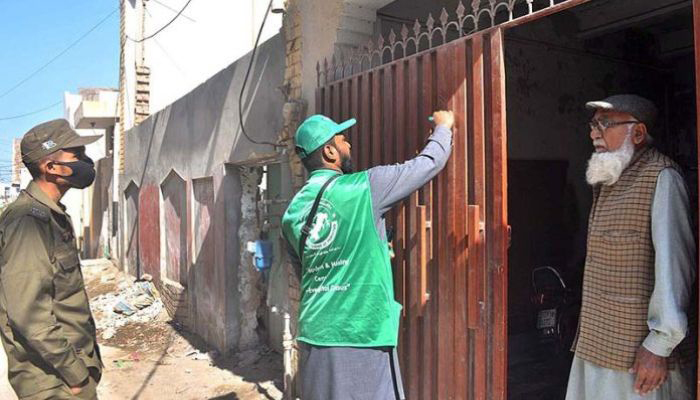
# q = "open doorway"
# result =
<box><xmin>505</xmin><ymin>1</ymin><xmax>697</xmax><ymax>398</ymax></box>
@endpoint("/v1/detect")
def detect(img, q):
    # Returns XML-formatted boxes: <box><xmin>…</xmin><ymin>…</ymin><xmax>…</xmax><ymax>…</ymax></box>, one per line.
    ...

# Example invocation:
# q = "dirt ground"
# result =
<box><xmin>81</xmin><ymin>260</ymin><xmax>284</xmax><ymax>400</ymax></box>
<box><xmin>0</xmin><ymin>259</ymin><xmax>284</xmax><ymax>400</ymax></box>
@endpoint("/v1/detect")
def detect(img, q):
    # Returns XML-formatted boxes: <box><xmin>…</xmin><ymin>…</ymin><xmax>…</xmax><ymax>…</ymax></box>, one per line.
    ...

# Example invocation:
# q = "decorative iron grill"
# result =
<box><xmin>317</xmin><ymin>0</ymin><xmax>572</xmax><ymax>85</ymax></box>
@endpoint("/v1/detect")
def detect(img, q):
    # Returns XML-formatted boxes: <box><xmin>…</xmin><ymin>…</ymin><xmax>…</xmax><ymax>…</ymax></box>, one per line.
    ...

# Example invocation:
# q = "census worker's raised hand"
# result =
<box><xmin>432</xmin><ymin>111</ymin><xmax>454</xmax><ymax>130</ymax></box>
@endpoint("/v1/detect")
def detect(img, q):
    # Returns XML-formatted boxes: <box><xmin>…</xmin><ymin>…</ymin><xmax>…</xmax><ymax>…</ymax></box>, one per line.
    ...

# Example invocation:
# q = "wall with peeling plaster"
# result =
<box><xmin>237</xmin><ymin>166</ymin><xmax>263</xmax><ymax>350</ymax></box>
<box><xmin>119</xmin><ymin>34</ymin><xmax>285</xmax><ymax>352</ymax></box>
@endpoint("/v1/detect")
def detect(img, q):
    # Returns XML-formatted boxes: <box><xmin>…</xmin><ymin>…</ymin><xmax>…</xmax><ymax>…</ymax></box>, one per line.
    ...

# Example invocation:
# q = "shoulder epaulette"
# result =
<box><xmin>4</xmin><ymin>194</ymin><xmax>51</xmax><ymax>223</ymax></box>
<box><xmin>28</xmin><ymin>206</ymin><xmax>50</xmax><ymax>221</ymax></box>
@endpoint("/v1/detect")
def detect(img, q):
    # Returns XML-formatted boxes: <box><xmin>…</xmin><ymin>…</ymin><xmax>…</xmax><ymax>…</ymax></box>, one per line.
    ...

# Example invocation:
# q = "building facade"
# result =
<box><xmin>63</xmin><ymin>88</ymin><xmax>118</xmax><ymax>259</ymax></box>
<box><xmin>116</xmin><ymin>0</ymin><xmax>286</xmax><ymax>353</ymax></box>
<box><xmin>285</xmin><ymin>0</ymin><xmax>700</xmax><ymax>398</ymax></box>
<box><xmin>114</xmin><ymin>0</ymin><xmax>700</xmax><ymax>398</ymax></box>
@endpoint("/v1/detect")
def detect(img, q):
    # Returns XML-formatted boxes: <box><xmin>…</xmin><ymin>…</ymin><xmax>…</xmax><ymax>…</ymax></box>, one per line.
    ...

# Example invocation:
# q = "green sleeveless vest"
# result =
<box><xmin>282</xmin><ymin>169</ymin><xmax>402</xmax><ymax>347</ymax></box>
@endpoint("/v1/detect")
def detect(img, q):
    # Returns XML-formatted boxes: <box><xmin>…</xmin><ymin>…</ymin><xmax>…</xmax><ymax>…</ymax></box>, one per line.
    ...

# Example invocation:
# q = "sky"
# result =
<box><xmin>0</xmin><ymin>0</ymin><xmax>119</xmax><ymax>182</ymax></box>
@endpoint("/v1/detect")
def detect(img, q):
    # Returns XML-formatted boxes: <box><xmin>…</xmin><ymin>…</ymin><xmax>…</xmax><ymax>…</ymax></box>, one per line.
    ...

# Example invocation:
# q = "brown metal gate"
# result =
<box><xmin>315</xmin><ymin>1</ymin><xmax>588</xmax><ymax>399</ymax></box>
<box><xmin>317</xmin><ymin>28</ymin><xmax>507</xmax><ymax>400</ymax></box>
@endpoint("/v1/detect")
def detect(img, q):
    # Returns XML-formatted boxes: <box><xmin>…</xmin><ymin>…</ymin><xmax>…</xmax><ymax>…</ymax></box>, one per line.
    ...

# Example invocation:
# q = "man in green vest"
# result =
<box><xmin>282</xmin><ymin>111</ymin><xmax>453</xmax><ymax>399</ymax></box>
<box><xmin>0</xmin><ymin>119</ymin><xmax>103</xmax><ymax>399</ymax></box>
<box><xmin>566</xmin><ymin>95</ymin><xmax>695</xmax><ymax>400</ymax></box>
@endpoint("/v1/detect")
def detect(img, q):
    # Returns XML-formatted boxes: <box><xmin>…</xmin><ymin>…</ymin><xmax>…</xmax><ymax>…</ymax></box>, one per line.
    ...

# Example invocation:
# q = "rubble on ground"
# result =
<box><xmin>80</xmin><ymin>261</ymin><xmax>284</xmax><ymax>399</ymax></box>
<box><xmin>89</xmin><ymin>273</ymin><xmax>164</xmax><ymax>340</ymax></box>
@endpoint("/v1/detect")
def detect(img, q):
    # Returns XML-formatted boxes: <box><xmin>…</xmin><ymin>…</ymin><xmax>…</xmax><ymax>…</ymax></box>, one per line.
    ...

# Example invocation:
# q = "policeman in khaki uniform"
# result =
<box><xmin>0</xmin><ymin>119</ymin><xmax>103</xmax><ymax>399</ymax></box>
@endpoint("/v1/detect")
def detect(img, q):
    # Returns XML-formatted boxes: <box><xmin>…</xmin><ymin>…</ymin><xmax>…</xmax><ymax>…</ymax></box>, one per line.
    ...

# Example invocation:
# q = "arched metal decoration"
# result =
<box><xmin>317</xmin><ymin>0</ymin><xmax>562</xmax><ymax>86</ymax></box>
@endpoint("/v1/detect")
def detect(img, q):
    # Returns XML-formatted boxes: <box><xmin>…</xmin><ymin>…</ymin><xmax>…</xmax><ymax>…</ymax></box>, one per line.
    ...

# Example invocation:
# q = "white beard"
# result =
<box><xmin>586</xmin><ymin>134</ymin><xmax>635</xmax><ymax>186</ymax></box>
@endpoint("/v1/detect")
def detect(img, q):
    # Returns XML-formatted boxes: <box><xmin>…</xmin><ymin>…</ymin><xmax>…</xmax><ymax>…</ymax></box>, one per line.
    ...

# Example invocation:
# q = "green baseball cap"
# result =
<box><xmin>295</xmin><ymin>114</ymin><xmax>356</xmax><ymax>159</ymax></box>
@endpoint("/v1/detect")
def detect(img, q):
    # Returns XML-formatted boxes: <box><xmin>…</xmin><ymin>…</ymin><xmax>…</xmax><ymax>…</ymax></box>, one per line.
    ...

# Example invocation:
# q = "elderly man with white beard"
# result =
<box><xmin>565</xmin><ymin>94</ymin><xmax>696</xmax><ymax>400</ymax></box>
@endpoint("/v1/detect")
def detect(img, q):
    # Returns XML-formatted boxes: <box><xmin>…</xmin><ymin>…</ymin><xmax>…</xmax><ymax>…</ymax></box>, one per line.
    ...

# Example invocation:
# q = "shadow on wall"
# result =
<box><xmin>118</xmin><ymin>34</ymin><xmax>286</xmax><ymax>398</ymax></box>
<box><xmin>86</xmin><ymin>156</ymin><xmax>113</xmax><ymax>259</ymax></box>
<box><xmin>161</xmin><ymin>170</ymin><xmax>187</xmax><ymax>287</ymax></box>
<box><xmin>124</xmin><ymin>181</ymin><xmax>140</xmax><ymax>278</ymax></box>
<box><xmin>121</xmin><ymin>166</ymin><xmax>281</xmax><ymax>400</ymax></box>
<box><xmin>121</xmin><ymin>130</ymin><xmax>279</xmax><ymax>400</ymax></box>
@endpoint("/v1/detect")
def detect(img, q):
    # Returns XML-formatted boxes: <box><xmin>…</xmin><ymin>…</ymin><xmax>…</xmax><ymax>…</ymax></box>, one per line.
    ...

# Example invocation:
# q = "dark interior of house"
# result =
<box><xmin>505</xmin><ymin>1</ymin><xmax>697</xmax><ymax>398</ymax></box>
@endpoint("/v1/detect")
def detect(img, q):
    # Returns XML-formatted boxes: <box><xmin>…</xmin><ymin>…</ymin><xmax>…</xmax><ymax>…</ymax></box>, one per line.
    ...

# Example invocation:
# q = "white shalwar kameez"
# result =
<box><xmin>566</xmin><ymin>169</ymin><xmax>696</xmax><ymax>400</ymax></box>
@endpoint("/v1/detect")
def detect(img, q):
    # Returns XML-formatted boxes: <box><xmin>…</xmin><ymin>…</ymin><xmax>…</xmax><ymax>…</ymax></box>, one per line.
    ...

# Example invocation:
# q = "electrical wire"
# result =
<box><xmin>152</xmin><ymin>0</ymin><xmax>196</xmax><ymax>22</ymax></box>
<box><xmin>0</xmin><ymin>8</ymin><xmax>118</xmax><ymax>100</ymax></box>
<box><xmin>143</xmin><ymin>7</ymin><xmax>190</xmax><ymax>79</ymax></box>
<box><xmin>127</xmin><ymin>0</ymin><xmax>194</xmax><ymax>43</ymax></box>
<box><xmin>0</xmin><ymin>100</ymin><xmax>62</xmax><ymax>121</ymax></box>
<box><xmin>238</xmin><ymin>0</ymin><xmax>284</xmax><ymax>148</ymax></box>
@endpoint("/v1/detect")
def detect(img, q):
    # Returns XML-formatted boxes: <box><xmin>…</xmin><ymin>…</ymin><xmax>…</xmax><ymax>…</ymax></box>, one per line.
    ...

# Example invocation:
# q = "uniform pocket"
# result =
<box><xmin>53</xmin><ymin>249</ymin><xmax>83</xmax><ymax>299</ymax></box>
<box><xmin>56</xmin><ymin>251</ymin><xmax>80</xmax><ymax>271</ymax></box>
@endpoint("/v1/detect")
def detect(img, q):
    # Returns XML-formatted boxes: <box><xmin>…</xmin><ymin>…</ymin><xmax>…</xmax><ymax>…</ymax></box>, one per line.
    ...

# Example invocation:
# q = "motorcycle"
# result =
<box><xmin>530</xmin><ymin>266</ymin><xmax>580</xmax><ymax>356</ymax></box>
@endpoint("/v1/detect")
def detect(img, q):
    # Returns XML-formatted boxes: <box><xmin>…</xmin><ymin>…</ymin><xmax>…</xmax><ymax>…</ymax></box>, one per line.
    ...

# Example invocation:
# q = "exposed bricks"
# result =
<box><xmin>281</xmin><ymin>2</ymin><xmax>306</xmax><ymax>396</ymax></box>
<box><xmin>238</xmin><ymin>167</ymin><xmax>264</xmax><ymax>351</ymax></box>
<box><xmin>286</xmin><ymin>38</ymin><xmax>300</xmax><ymax>53</ymax></box>
<box><xmin>135</xmin><ymin>65</ymin><xmax>151</xmax><ymax>125</ymax></box>
<box><xmin>283</xmin><ymin>2</ymin><xmax>302</xmax><ymax>104</ymax></box>
<box><xmin>160</xmin><ymin>280</ymin><xmax>190</xmax><ymax>326</ymax></box>
<box><xmin>282</xmin><ymin>0</ymin><xmax>305</xmax><ymax>191</ymax></box>
<box><xmin>117</xmin><ymin>0</ymin><xmax>126</xmax><ymax>173</ymax></box>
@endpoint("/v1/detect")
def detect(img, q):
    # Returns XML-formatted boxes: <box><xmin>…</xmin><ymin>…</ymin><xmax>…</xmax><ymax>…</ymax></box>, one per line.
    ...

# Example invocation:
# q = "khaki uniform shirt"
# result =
<box><xmin>0</xmin><ymin>182</ymin><xmax>102</xmax><ymax>398</ymax></box>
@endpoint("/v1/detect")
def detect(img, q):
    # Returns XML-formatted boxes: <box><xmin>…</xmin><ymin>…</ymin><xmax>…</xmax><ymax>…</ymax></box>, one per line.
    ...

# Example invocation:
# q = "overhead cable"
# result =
<box><xmin>0</xmin><ymin>100</ymin><xmax>62</xmax><ymax>121</ymax></box>
<box><xmin>238</xmin><ymin>0</ymin><xmax>284</xmax><ymax>149</ymax></box>
<box><xmin>0</xmin><ymin>8</ymin><xmax>118</xmax><ymax>100</ymax></box>
<box><xmin>127</xmin><ymin>0</ymin><xmax>194</xmax><ymax>43</ymax></box>
<box><xmin>152</xmin><ymin>0</ymin><xmax>196</xmax><ymax>22</ymax></box>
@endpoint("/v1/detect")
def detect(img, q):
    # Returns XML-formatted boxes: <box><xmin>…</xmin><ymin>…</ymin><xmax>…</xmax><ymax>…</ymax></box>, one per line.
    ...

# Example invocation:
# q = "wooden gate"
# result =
<box><xmin>317</xmin><ymin>27</ymin><xmax>507</xmax><ymax>400</ymax></box>
<box><xmin>316</xmin><ymin>1</ymin><xmax>587</xmax><ymax>399</ymax></box>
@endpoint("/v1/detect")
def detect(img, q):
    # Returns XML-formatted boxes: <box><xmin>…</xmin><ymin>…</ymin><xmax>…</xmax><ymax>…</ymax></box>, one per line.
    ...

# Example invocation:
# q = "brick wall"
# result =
<box><xmin>117</xmin><ymin>0</ymin><xmax>126</xmax><ymax>174</ymax></box>
<box><xmin>160</xmin><ymin>280</ymin><xmax>190</xmax><ymax>326</ymax></box>
<box><xmin>282</xmin><ymin>0</ymin><xmax>306</xmax><ymax>395</ymax></box>
<box><xmin>283</xmin><ymin>0</ymin><xmax>306</xmax><ymax>191</ymax></box>
<box><xmin>135</xmin><ymin>65</ymin><xmax>151</xmax><ymax>125</ymax></box>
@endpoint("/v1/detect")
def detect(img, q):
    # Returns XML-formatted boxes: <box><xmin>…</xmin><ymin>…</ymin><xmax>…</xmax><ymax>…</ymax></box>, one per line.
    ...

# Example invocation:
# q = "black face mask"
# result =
<box><xmin>53</xmin><ymin>157</ymin><xmax>96</xmax><ymax>189</ymax></box>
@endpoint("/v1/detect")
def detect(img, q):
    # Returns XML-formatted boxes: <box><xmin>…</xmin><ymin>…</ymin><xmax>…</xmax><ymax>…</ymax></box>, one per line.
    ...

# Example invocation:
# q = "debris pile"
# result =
<box><xmin>89</xmin><ymin>274</ymin><xmax>164</xmax><ymax>340</ymax></box>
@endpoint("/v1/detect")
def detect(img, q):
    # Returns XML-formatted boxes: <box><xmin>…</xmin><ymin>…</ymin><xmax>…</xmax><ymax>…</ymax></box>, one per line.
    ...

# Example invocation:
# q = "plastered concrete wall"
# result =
<box><xmin>138</xmin><ymin>185</ymin><xmax>161</xmax><ymax>281</ymax></box>
<box><xmin>124</xmin><ymin>182</ymin><xmax>140</xmax><ymax>277</ymax></box>
<box><xmin>299</xmin><ymin>0</ymin><xmax>396</xmax><ymax>113</ymax></box>
<box><xmin>121</xmin><ymin>0</ymin><xmax>283</xmax><ymax>123</ymax></box>
<box><xmin>86</xmin><ymin>157</ymin><xmax>113</xmax><ymax>259</ymax></box>
<box><xmin>120</xmin><ymin>34</ymin><xmax>285</xmax><ymax>351</ymax></box>
<box><xmin>191</xmin><ymin>176</ymin><xmax>219</xmax><ymax>346</ymax></box>
<box><xmin>161</xmin><ymin>171</ymin><xmax>187</xmax><ymax>284</ymax></box>
<box><xmin>299</xmin><ymin>0</ymin><xmax>345</xmax><ymax>111</ymax></box>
